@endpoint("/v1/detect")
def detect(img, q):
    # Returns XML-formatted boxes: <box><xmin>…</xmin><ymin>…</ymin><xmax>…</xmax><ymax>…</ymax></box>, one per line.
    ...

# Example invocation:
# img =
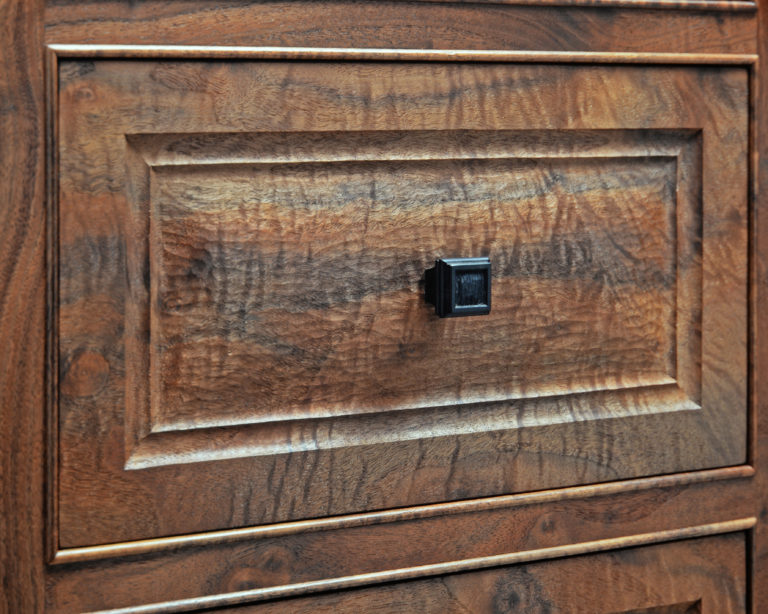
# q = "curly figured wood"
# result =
<box><xmin>0</xmin><ymin>0</ymin><xmax>761</xmax><ymax>611</ymax></box>
<box><xmin>55</xmin><ymin>60</ymin><xmax>747</xmax><ymax>546</ymax></box>
<box><xmin>149</xmin><ymin>150</ymin><xmax>677</xmax><ymax>427</ymax></box>
<box><xmin>43</xmin><ymin>1</ymin><xmax>757</xmax><ymax>55</ymax></box>
<box><xmin>0</xmin><ymin>0</ymin><xmax>46</xmax><ymax>611</ymax></box>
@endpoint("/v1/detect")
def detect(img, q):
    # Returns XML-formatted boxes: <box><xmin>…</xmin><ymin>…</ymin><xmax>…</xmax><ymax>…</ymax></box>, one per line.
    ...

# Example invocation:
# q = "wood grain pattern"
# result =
<box><xmin>46</xmin><ymin>44</ymin><xmax>759</xmax><ymax>65</ymax></box>
<box><xmin>0</xmin><ymin>0</ymin><xmax>46</xmax><ymax>612</ymax></box>
<box><xmin>384</xmin><ymin>0</ymin><xmax>756</xmax><ymax>9</ymax></box>
<box><xmin>233</xmin><ymin>534</ymin><xmax>746</xmax><ymax>614</ymax></box>
<box><xmin>45</xmin><ymin>474</ymin><xmax>755</xmax><ymax>611</ymax></box>
<box><xmin>54</xmin><ymin>58</ymin><xmax>747</xmax><ymax>548</ymax></box>
<box><xmin>147</xmin><ymin>137</ymin><xmax>680</xmax><ymax>427</ymax></box>
<box><xmin>48</xmin><ymin>521</ymin><xmax>755</xmax><ymax>612</ymax></box>
<box><xmin>411</xmin><ymin>0</ymin><xmax>754</xmax><ymax>7</ymax></box>
<box><xmin>753</xmin><ymin>1</ymin><xmax>768</xmax><ymax>612</ymax></box>
<box><xmin>49</xmin><ymin>466</ymin><xmax>753</xmax><ymax>563</ymax></box>
<box><xmin>0</xmin><ymin>1</ymin><xmax>763</xmax><ymax>612</ymax></box>
<box><xmin>123</xmin><ymin>128</ymin><xmax>704</xmax><ymax>467</ymax></box>
<box><xmin>620</xmin><ymin>604</ymin><xmax>700</xmax><ymax>614</ymax></box>
<box><xmin>57</xmin><ymin>532</ymin><xmax>744</xmax><ymax>614</ymax></box>
<box><xmin>44</xmin><ymin>1</ymin><xmax>757</xmax><ymax>55</ymax></box>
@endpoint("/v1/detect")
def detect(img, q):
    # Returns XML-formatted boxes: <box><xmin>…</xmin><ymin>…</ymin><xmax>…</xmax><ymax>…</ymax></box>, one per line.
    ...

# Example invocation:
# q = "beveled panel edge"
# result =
<box><xmin>78</xmin><ymin>517</ymin><xmax>757</xmax><ymax>614</ymax></box>
<box><xmin>131</xmin><ymin>129</ymin><xmax>697</xmax><ymax>167</ymax></box>
<box><xmin>50</xmin><ymin>465</ymin><xmax>754</xmax><ymax>566</ymax></box>
<box><xmin>48</xmin><ymin>44</ymin><xmax>758</xmax><ymax>65</ymax></box>
<box><xmin>126</xmin><ymin>385</ymin><xmax>695</xmax><ymax>469</ymax></box>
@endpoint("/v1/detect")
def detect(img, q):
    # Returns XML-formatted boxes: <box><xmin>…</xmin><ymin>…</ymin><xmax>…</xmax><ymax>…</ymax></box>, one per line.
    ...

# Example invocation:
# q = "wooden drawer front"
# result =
<box><xmin>56</xmin><ymin>59</ymin><xmax>747</xmax><ymax>546</ymax></box>
<box><xmin>230</xmin><ymin>533</ymin><xmax>748</xmax><ymax>614</ymax></box>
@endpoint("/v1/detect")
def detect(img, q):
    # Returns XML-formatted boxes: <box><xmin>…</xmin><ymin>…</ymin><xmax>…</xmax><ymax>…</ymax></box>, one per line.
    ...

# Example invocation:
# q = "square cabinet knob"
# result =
<box><xmin>425</xmin><ymin>257</ymin><xmax>492</xmax><ymax>318</ymax></box>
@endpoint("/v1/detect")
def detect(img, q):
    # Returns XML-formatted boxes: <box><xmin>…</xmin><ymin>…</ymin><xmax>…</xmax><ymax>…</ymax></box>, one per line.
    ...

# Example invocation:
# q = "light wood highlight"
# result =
<box><xmin>232</xmin><ymin>534</ymin><xmax>747</xmax><ymax>614</ymax></box>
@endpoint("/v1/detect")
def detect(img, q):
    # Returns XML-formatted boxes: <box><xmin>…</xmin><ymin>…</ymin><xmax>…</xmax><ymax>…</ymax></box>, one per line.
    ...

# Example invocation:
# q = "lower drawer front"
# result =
<box><xmin>232</xmin><ymin>533</ymin><xmax>747</xmax><ymax>613</ymax></box>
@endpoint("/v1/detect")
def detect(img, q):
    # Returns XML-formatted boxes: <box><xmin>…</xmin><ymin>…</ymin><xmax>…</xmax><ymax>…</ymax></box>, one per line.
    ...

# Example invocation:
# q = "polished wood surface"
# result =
<box><xmin>0</xmin><ymin>0</ymin><xmax>47</xmax><ymax>612</ymax></box>
<box><xmin>0</xmin><ymin>0</ymin><xmax>765</xmax><ymax>612</ymax></box>
<box><xmin>752</xmin><ymin>0</ymin><xmax>768</xmax><ymax>606</ymax></box>
<box><xmin>233</xmin><ymin>534</ymin><xmax>748</xmax><ymax>614</ymax></box>
<box><xmin>44</xmin><ymin>1</ymin><xmax>756</xmax><ymax>54</ymax></box>
<box><xmin>55</xmin><ymin>59</ymin><xmax>746</xmax><ymax>547</ymax></box>
<box><xmin>46</xmin><ymin>482</ymin><xmax>754</xmax><ymax>611</ymax></box>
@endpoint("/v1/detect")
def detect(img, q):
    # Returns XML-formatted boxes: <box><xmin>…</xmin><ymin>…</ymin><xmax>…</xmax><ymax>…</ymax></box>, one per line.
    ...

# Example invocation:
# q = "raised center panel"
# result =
<box><xmin>137</xmin><ymin>131</ymin><xmax>691</xmax><ymax>433</ymax></box>
<box><xmin>56</xmin><ymin>60</ymin><xmax>747</xmax><ymax>547</ymax></box>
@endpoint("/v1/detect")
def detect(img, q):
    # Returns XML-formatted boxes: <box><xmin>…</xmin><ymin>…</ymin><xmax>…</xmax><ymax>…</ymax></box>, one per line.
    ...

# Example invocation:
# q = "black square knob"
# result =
<box><xmin>425</xmin><ymin>257</ymin><xmax>491</xmax><ymax>318</ymax></box>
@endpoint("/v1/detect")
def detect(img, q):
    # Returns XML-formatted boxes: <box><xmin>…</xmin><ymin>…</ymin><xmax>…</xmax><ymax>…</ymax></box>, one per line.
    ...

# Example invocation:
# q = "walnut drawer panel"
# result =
<box><xmin>227</xmin><ymin>533</ymin><xmax>748</xmax><ymax>614</ymax></box>
<box><xmin>55</xmin><ymin>59</ymin><xmax>748</xmax><ymax>547</ymax></box>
